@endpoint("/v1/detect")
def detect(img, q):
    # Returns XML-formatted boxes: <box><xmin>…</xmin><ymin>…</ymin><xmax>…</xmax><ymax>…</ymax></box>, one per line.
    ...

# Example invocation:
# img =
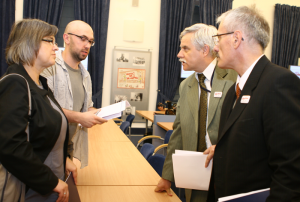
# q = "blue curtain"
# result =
<box><xmin>0</xmin><ymin>0</ymin><xmax>15</xmax><ymax>76</ymax></box>
<box><xmin>157</xmin><ymin>0</ymin><xmax>194</xmax><ymax>106</ymax></box>
<box><xmin>74</xmin><ymin>0</ymin><xmax>110</xmax><ymax>108</ymax></box>
<box><xmin>197</xmin><ymin>0</ymin><xmax>233</xmax><ymax>28</ymax></box>
<box><xmin>271</xmin><ymin>4</ymin><xmax>300</xmax><ymax>69</ymax></box>
<box><xmin>23</xmin><ymin>0</ymin><xmax>65</xmax><ymax>26</ymax></box>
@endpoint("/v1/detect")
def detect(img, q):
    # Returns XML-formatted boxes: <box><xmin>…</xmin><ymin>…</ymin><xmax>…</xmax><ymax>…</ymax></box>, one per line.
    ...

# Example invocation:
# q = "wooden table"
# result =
<box><xmin>74</xmin><ymin>119</ymin><xmax>181</xmax><ymax>202</ymax></box>
<box><xmin>75</xmin><ymin>142</ymin><xmax>161</xmax><ymax>185</ymax></box>
<box><xmin>136</xmin><ymin>110</ymin><xmax>165</xmax><ymax>133</ymax></box>
<box><xmin>157</xmin><ymin>122</ymin><xmax>173</xmax><ymax>131</ymax></box>
<box><xmin>78</xmin><ymin>186</ymin><xmax>180</xmax><ymax>202</ymax></box>
<box><xmin>136</xmin><ymin>110</ymin><xmax>165</xmax><ymax>122</ymax></box>
<box><xmin>87</xmin><ymin>119</ymin><xmax>130</xmax><ymax>142</ymax></box>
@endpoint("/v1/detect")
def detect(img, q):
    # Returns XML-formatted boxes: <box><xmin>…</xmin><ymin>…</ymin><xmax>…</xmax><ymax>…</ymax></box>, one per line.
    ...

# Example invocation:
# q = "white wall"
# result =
<box><xmin>233</xmin><ymin>0</ymin><xmax>300</xmax><ymax>64</ymax></box>
<box><xmin>102</xmin><ymin>0</ymin><xmax>161</xmax><ymax>110</ymax></box>
<box><xmin>15</xmin><ymin>0</ymin><xmax>23</xmax><ymax>21</ymax></box>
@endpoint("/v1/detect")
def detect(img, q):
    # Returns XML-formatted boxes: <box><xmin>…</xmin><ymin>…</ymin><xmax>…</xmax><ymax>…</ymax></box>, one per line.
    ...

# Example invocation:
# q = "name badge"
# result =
<box><xmin>214</xmin><ymin>92</ymin><xmax>222</xmax><ymax>98</ymax></box>
<box><xmin>241</xmin><ymin>95</ymin><xmax>250</xmax><ymax>104</ymax></box>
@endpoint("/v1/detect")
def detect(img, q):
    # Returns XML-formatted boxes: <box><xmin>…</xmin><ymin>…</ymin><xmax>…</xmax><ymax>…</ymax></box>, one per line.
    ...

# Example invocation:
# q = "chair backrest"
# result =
<box><xmin>164</xmin><ymin>130</ymin><xmax>173</xmax><ymax>144</ymax></box>
<box><xmin>140</xmin><ymin>143</ymin><xmax>154</xmax><ymax>160</ymax></box>
<box><xmin>148</xmin><ymin>154</ymin><xmax>166</xmax><ymax>177</ymax></box>
<box><xmin>126</xmin><ymin>114</ymin><xmax>135</xmax><ymax>127</ymax></box>
<box><xmin>120</xmin><ymin>121</ymin><xmax>130</xmax><ymax>134</ymax></box>
<box><xmin>113</xmin><ymin>116</ymin><xmax>122</xmax><ymax>124</ymax></box>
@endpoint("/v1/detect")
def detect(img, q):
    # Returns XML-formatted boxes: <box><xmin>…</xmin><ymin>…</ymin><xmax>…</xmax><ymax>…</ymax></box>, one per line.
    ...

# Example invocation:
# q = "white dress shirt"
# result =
<box><xmin>236</xmin><ymin>54</ymin><xmax>264</xmax><ymax>91</ymax></box>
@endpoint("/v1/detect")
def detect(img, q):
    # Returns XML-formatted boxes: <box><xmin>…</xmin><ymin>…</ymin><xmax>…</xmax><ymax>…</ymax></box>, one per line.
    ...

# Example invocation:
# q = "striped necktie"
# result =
<box><xmin>197</xmin><ymin>74</ymin><xmax>207</xmax><ymax>152</ymax></box>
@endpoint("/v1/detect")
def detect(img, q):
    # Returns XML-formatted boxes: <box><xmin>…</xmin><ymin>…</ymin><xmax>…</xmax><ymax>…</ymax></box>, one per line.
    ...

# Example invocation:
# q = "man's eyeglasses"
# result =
<box><xmin>212</xmin><ymin>32</ymin><xmax>244</xmax><ymax>45</ymax></box>
<box><xmin>212</xmin><ymin>32</ymin><xmax>234</xmax><ymax>45</ymax></box>
<box><xmin>68</xmin><ymin>33</ymin><xmax>95</xmax><ymax>46</ymax></box>
<box><xmin>42</xmin><ymin>39</ymin><xmax>58</xmax><ymax>47</ymax></box>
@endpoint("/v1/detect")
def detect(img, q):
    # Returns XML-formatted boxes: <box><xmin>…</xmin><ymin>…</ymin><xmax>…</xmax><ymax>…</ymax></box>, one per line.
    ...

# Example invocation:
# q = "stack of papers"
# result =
<box><xmin>172</xmin><ymin>150</ymin><xmax>212</xmax><ymax>190</ymax></box>
<box><xmin>218</xmin><ymin>188</ymin><xmax>270</xmax><ymax>202</ymax></box>
<box><xmin>96</xmin><ymin>101</ymin><xmax>131</xmax><ymax>120</ymax></box>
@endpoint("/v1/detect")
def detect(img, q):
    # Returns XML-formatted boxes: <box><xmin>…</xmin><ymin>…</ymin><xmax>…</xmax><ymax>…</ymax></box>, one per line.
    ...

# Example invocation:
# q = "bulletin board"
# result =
<box><xmin>111</xmin><ymin>47</ymin><xmax>152</xmax><ymax>122</ymax></box>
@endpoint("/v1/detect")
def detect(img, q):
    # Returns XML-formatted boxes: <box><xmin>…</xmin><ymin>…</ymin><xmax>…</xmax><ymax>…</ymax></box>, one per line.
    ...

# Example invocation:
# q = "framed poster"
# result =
<box><xmin>111</xmin><ymin>47</ymin><xmax>152</xmax><ymax>122</ymax></box>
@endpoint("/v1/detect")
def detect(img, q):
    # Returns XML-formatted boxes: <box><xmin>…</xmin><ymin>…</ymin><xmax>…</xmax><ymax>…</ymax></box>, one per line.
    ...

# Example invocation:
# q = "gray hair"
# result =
<box><xmin>217</xmin><ymin>5</ymin><xmax>270</xmax><ymax>50</ymax></box>
<box><xmin>6</xmin><ymin>19</ymin><xmax>58</xmax><ymax>66</ymax></box>
<box><xmin>180</xmin><ymin>23</ymin><xmax>217</xmax><ymax>56</ymax></box>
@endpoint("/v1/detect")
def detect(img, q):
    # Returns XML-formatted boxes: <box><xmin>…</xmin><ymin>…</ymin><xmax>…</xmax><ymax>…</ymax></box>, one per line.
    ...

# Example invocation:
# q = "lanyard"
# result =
<box><xmin>198</xmin><ymin>69</ymin><xmax>215</xmax><ymax>93</ymax></box>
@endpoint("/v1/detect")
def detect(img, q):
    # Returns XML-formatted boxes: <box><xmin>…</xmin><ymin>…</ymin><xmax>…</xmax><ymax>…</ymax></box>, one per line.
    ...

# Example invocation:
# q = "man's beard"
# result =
<box><xmin>70</xmin><ymin>50</ymin><xmax>88</xmax><ymax>62</ymax></box>
<box><xmin>69</xmin><ymin>42</ymin><xmax>89</xmax><ymax>62</ymax></box>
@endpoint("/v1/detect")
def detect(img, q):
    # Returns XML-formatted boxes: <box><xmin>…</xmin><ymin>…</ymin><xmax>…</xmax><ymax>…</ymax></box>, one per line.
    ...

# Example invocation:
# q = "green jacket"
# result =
<box><xmin>162</xmin><ymin>66</ymin><xmax>236</xmax><ymax>202</ymax></box>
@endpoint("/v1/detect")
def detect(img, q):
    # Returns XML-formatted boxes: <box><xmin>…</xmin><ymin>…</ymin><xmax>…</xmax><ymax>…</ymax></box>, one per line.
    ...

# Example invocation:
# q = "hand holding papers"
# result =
<box><xmin>172</xmin><ymin>150</ymin><xmax>212</xmax><ymax>191</ymax></box>
<box><xmin>79</xmin><ymin>101</ymin><xmax>131</xmax><ymax>127</ymax></box>
<box><xmin>96</xmin><ymin>100</ymin><xmax>131</xmax><ymax>120</ymax></box>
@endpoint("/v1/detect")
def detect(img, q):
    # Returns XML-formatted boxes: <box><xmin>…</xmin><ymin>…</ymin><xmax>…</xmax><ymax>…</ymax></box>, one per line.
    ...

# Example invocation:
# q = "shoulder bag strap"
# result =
<box><xmin>0</xmin><ymin>74</ymin><xmax>31</xmax><ymax>141</ymax></box>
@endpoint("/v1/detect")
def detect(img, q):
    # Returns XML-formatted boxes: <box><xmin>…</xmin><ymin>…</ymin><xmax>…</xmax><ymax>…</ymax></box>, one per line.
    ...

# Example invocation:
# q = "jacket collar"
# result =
<box><xmin>55</xmin><ymin>49</ymin><xmax>89</xmax><ymax>79</ymax></box>
<box><xmin>187</xmin><ymin>73</ymin><xmax>200</xmax><ymax>133</ymax></box>
<box><xmin>5</xmin><ymin>63</ymin><xmax>50</xmax><ymax>96</ymax></box>
<box><xmin>218</xmin><ymin>55</ymin><xmax>270</xmax><ymax>141</ymax></box>
<box><xmin>186</xmin><ymin>65</ymin><xmax>229</xmax><ymax>135</ymax></box>
<box><xmin>207</xmin><ymin>66</ymin><xmax>229</xmax><ymax>126</ymax></box>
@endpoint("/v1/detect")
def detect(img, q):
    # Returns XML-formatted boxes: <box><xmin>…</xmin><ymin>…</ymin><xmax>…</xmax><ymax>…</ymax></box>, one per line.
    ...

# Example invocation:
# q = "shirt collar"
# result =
<box><xmin>236</xmin><ymin>54</ymin><xmax>264</xmax><ymax>90</ymax></box>
<box><xmin>195</xmin><ymin>58</ymin><xmax>217</xmax><ymax>84</ymax></box>
<box><xmin>55</xmin><ymin>49</ymin><xmax>65</xmax><ymax>67</ymax></box>
<box><xmin>55</xmin><ymin>49</ymin><xmax>89</xmax><ymax>78</ymax></box>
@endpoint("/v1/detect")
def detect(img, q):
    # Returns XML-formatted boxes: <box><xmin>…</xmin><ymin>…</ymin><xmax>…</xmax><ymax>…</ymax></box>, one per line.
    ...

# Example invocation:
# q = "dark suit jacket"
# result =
<box><xmin>209</xmin><ymin>56</ymin><xmax>300</xmax><ymax>201</ymax></box>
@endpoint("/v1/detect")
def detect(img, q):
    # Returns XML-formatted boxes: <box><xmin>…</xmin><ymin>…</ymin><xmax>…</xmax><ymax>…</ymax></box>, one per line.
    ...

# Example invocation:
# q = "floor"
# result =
<box><xmin>126</xmin><ymin>134</ymin><xmax>144</xmax><ymax>146</ymax></box>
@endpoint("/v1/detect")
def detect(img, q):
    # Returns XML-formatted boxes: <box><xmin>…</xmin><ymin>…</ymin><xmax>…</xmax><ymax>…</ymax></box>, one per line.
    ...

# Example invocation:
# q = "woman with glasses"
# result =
<box><xmin>0</xmin><ymin>19</ymin><xmax>77</xmax><ymax>202</ymax></box>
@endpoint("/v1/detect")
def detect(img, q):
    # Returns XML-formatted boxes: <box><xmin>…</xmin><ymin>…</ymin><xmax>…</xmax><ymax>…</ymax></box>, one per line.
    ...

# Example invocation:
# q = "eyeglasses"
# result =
<box><xmin>42</xmin><ymin>39</ymin><xmax>58</xmax><ymax>47</ymax></box>
<box><xmin>212</xmin><ymin>32</ymin><xmax>234</xmax><ymax>45</ymax></box>
<box><xmin>212</xmin><ymin>32</ymin><xmax>244</xmax><ymax>45</ymax></box>
<box><xmin>68</xmin><ymin>33</ymin><xmax>95</xmax><ymax>46</ymax></box>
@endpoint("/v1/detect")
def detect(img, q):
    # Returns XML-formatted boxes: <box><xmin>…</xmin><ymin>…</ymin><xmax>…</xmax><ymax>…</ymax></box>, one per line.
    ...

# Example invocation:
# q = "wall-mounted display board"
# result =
<box><xmin>111</xmin><ymin>47</ymin><xmax>152</xmax><ymax>122</ymax></box>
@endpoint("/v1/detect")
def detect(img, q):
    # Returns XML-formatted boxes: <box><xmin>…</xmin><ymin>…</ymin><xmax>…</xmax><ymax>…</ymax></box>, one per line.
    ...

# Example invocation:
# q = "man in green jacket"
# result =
<box><xmin>155</xmin><ymin>23</ymin><xmax>236</xmax><ymax>202</ymax></box>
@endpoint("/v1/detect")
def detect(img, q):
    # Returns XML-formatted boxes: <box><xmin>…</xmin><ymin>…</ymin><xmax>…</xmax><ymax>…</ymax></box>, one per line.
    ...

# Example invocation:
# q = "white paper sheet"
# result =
<box><xmin>172</xmin><ymin>150</ymin><xmax>212</xmax><ymax>191</ymax></box>
<box><xmin>96</xmin><ymin>101</ymin><xmax>131</xmax><ymax>120</ymax></box>
<box><xmin>79</xmin><ymin>101</ymin><xmax>131</xmax><ymax>126</ymax></box>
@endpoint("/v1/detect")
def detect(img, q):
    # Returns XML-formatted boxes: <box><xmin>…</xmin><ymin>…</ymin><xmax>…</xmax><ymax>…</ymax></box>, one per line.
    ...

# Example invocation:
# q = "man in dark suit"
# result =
<box><xmin>154</xmin><ymin>23</ymin><xmax>236</xmax><ymax>202</ymax></box>
<box><xmin>207</xmin><ymin>5</ymin><xmax>300</xmax><ymax>201</ymax></box>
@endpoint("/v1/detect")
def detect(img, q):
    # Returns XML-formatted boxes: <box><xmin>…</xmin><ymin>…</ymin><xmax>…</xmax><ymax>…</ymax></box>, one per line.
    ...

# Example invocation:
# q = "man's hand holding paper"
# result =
<box><xmin>76</xmin><ymin>108</ymin><xmax>107</xmax><ymax>128</ymax></box>
<box><xmin>204</xmin><ymin>145</ymin><xmax>216</xmax><ymax>168</ymax></box>
<box><xmin>172</xmin><ymin>150</ymin><xmax>213</xmax><ymax>191</ymax></box>
<box><xmin>96</xmin><ymin>101</ymin><xmax>131</xmax><ymax>120</ymax></box>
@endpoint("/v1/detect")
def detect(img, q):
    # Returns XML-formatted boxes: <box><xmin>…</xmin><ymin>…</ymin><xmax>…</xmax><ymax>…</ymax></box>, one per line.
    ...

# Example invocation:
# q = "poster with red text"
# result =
<box><xmin>117</xmin><ymin>68</ymin><xmax>146</xmax><ymax>89</ymax></box>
